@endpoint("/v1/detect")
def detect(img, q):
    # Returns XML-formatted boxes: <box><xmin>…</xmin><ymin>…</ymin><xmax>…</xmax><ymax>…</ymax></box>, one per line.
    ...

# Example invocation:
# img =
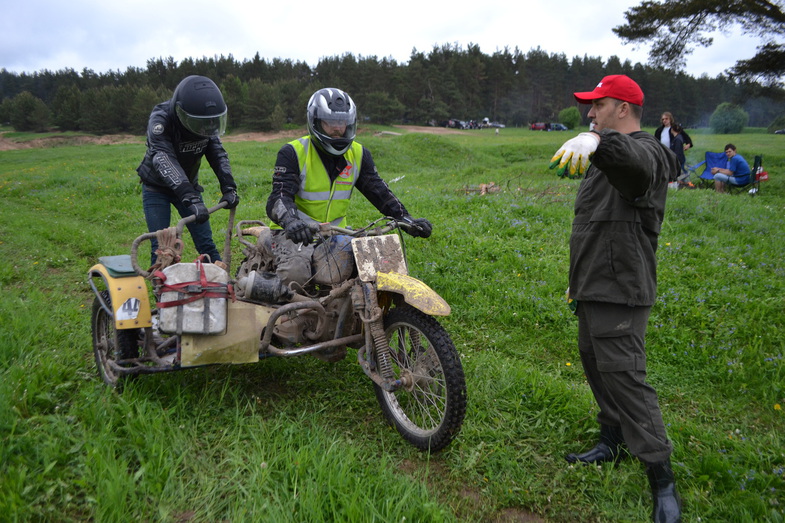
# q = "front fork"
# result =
<box><xmin>355</xmin><ymin>281</ymin><xmax>402</xmax><ymax>392</ymax></box>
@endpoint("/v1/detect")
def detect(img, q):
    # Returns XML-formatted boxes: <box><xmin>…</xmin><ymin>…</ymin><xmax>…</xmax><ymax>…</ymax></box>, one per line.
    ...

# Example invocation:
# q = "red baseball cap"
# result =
<box><xmin>573</xmin><ymin>75</ymin><xmax>644</xmax><ymax>106</ymax></box>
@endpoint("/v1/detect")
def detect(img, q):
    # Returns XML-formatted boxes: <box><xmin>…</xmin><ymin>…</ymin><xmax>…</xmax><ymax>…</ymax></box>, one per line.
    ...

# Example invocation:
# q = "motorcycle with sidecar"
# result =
<box><xmin>88</xmin><ymin>204</ymin><xmax>467</xmax><ymax>452</ymax></box>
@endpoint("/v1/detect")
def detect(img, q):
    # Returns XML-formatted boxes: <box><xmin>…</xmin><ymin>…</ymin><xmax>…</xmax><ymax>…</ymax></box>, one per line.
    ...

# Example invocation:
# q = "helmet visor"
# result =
<box><xmin>176</xmin><ymin>105</ymin><xmax>227</xmax><ymax>137</ymax></box>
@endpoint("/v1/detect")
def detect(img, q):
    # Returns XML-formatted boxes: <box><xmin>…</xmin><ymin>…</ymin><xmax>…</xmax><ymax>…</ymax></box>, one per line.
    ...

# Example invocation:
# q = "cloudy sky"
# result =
<box><xmin>1</xmin><ymin>0</ymin><xmax>761</xmax><ymax>79</ymax></box>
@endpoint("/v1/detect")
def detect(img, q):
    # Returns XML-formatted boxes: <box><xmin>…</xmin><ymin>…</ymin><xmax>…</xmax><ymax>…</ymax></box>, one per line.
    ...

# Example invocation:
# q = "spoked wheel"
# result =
<box><xmin>91</xmin><ymin>290</ymin><xmax>140</xmax><ymax>388</ymax></box>
<box><xmin>374</xmin><ymin>306</ymin><xmax>467</xmax><ymax>452</ymax></box>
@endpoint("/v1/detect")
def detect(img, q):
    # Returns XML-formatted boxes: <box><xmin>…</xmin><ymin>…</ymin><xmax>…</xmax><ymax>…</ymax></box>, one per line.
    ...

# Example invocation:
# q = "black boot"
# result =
<box><xmin>645</xmin><ymin>460</ymin><xmax>682</xmax><ymax>523</ymax></box>
<box><xmin>566</xmin><ymin>424</ymin><xmax>625</xmax><ymax>464</ymax></box>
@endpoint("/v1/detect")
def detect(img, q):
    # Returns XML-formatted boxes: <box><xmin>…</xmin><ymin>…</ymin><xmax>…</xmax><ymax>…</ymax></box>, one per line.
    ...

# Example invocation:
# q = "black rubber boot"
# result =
<box><xmin>566</xmin><ymin>424</ymin><xmax>625</xmax><ymax>464</ymax></box>
<box><xmin>645</xmin><ymin>460</ymin><xmax>682</xmax><ymax>523</ymax></box>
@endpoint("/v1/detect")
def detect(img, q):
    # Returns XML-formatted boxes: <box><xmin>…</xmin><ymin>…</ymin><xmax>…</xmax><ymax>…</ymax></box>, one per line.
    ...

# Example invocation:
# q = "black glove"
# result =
<box><xmin>184</xmin><ymin>196</ymin><xmax>209</xmax><ymax>224</ymax></box>
<box><xmin>219</xmin><ymin>188</ymin><xmax>240</xmax><ymax>209</ymax></box>
<box><xmin>402</xmin><ymin>216</ymin><xmax>433</xmax><ymax>238</ymax></box>
<box><xmin>283</xmin><ymin>218</ymin><xmax>313</xmax><ymax>245</ymax></box>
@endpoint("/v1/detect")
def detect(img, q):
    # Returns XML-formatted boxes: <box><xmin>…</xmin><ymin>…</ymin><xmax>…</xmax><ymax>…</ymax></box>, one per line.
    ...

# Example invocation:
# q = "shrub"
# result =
<box><xmin>558</xmin><ymin>106</ymin><xmax>581</xmax><ymax>129</ymax></box>
<box><xmin>709</xmin><ymin>102</ymin><xmax>748</xmax><ymax>134</ymax></box>
<box><xmin>0</xmin><ymin>98</ymin><xmax>12</xmax><ymax>125</ymax></box>
<box><xmin>10</xmin><ymin>91</ymin><xmax>50</xmax><ymax>132</ymax></box>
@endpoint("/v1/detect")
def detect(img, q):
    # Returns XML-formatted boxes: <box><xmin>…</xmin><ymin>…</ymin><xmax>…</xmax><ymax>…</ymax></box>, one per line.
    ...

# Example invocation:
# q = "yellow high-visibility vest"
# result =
<box><xmin>273</xmin><ymin>136</ymin><xmax>362</xmax><ymax>229</ymax></box>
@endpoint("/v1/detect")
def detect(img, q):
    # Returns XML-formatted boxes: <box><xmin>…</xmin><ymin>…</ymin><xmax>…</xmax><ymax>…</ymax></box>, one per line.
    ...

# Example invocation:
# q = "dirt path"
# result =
<box><xmin>0</xmin><ymin>125</ymin><xmax>466</xmax><ymax>151</ymax></box>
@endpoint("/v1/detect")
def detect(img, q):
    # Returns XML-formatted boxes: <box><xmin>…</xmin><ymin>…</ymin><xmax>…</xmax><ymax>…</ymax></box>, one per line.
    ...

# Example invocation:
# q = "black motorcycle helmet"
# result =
<box><xmin>306</xmin><ymin>88</ymin><xmax>357</xmax><ymax>156</ymax></box>
<box><xmin>171</xmin><ymin>75</ymin><xmax>227</xmax><ymax>137</ymax></box>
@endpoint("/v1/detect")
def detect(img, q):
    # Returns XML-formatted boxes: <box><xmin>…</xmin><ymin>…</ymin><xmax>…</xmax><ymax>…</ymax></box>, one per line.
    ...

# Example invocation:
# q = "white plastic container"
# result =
<box><xmin>158</xmin><ymin>262</ymin><xmax>229</xmax><ymax>335</ymax></box>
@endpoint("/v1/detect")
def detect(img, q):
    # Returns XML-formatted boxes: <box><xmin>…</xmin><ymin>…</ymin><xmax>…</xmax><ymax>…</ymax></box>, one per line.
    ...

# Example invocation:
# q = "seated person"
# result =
<box><xmin>711</xmin><ymin>143</ymin><xmax>751</xmax><ymax>193</ymax></box>
<box><xmin>266</xmin><ymin>87</ymin><xmax>431</xmax><ymax>289</ymax></box>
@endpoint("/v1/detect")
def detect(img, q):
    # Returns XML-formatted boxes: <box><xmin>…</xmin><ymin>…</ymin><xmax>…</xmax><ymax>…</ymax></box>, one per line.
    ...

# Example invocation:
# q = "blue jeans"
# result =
<box><xmin>142</xmin><ymin>185</ymin><xmax>221</xmax><ymax>264</ymax></box>
<box><xmin>712</xmin><ymin>173</ymin><xmax>746</xmax><ymax>186</ymax></box>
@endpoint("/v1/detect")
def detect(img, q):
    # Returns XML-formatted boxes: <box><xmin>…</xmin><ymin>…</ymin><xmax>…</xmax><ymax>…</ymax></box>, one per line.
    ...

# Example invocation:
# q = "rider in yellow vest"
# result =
<box><xmin>266</xmin><ymin>87</ymin><xmax>432</xmax><ymax>287</ymax></box>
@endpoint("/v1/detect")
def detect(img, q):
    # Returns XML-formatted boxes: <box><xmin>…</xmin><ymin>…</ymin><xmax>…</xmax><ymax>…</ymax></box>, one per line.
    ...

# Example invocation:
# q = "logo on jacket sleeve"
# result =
<box><xmin>152</xmin><ymin>123</ymin><xmax>164</xmax><ymax>135</ymax></box>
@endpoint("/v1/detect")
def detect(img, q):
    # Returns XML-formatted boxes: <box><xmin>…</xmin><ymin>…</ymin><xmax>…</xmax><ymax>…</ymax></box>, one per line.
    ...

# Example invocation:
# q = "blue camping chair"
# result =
<box><xmin>685</xmin><ymin>151</ymin><xmax>727</xmax><ymax>189</ymax></box>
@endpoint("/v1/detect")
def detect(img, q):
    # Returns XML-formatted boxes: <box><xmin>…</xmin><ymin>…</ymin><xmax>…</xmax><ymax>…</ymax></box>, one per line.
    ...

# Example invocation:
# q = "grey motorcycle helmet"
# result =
<box><xmin>172</xmin><ymin>75</ymin><xmax>227</xmax><ymax>137</ymax></box>
<box><xmin>306</xmin><ymin>87</ymin><xmax>357</xmax><ymax>156</ymax></box>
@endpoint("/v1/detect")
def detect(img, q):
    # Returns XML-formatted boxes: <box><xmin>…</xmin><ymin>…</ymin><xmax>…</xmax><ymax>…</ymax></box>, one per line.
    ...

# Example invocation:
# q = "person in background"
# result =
<box><xmin>549</xmin><ymin>75</ymin><xmax>682</xmax><ymax>523</ymax></box>
<box><xmin>711</xmin><ymin>143</ymin><xmax>751</xmax><ymax>193</ymax></box>
<box><xmin>670</xmin><ymin>123</ymin><xmax>687</xmax><ymax>177</ymax></box>
<box><xmin>266</xmin><ymin>87</ymin><xmax>431</xmax><ymax>288</ymax></box>
<box><xmin>136</xmin><ymin>75</ymin><xmax>239</xmax><ymax>268</ymax></box>
<box><xmin>654</xmin><ymin>112</ymin><xmax>692</xmax><ymax>152</ymax></box>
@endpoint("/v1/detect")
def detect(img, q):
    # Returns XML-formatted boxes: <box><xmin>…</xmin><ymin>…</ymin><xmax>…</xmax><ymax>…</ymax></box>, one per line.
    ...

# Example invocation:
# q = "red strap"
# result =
<box><xmin>156</xmin><ymin>256</ymin><xmax>235</xmax><ymax>308</ymax></box>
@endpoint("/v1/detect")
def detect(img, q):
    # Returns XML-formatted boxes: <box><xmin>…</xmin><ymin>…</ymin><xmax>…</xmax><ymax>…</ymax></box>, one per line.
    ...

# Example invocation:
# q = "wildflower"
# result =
<box><xmin>566</xmin><ymin>362</ymin><xmax>572</xmax><ymax>366</ymax></box>
<box><xmin>775</xmin><ymin>404</ymin><xmax>782</xmax><ymax>411</ymax></box>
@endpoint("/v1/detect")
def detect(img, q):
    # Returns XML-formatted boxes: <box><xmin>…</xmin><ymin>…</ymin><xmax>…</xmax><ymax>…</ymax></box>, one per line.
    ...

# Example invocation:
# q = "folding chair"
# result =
<box><xmin>728</xmin><ymin>155</ymin><xmax>762</xmax><ymax>196</ymax></box>
<box><xmin>685</xmin><ymin>151</ymin><xmax>727</xmax><ymax>189</ymax></box>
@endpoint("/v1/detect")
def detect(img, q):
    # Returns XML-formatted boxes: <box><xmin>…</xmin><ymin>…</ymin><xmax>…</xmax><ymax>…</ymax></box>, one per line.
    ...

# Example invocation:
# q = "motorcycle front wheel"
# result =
<box><xmin>375</xmin><ymin>306</ymin><xmax>467</xmax><ymax>452</ymax></box>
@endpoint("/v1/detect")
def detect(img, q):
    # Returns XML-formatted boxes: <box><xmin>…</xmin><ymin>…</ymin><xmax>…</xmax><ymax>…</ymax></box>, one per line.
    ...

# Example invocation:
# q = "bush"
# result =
<box><xmin>51</xmin><ymin>85</ymin><xmax>81</xmax><ymax>131</ymax></box>
<box><xmin>558</xmin><ymin>106</ymin><xmax>581</xmax><ymax>129</ymax></box>
<box><xmin>709</xmin><ymin>102</ymin><xmax>748</xmax><ymax>134</ymax></box>
<box><xmin>10</xmin><ymin>91</ymin><xmax>50</xmax><ymax>132</ymax></box>
<box><xmin>0</xmin><ymin>98</ymin><xmax>12</xmax><ymax>125</ymax></box>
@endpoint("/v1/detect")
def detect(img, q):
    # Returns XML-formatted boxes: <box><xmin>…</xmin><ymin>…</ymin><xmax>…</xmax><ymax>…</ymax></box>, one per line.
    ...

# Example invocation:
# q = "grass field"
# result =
<box><xmin>1</xmin><ymin>125</ymin><xmax>784</xmax><ymax>521</ymax></box>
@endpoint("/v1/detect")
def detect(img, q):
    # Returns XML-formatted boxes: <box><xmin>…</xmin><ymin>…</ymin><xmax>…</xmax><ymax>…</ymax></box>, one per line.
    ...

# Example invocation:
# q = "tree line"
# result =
<box><xmin>2</xmin><ymin>44</ymin><xmax>784</xmax><ymax>135</ymax></box>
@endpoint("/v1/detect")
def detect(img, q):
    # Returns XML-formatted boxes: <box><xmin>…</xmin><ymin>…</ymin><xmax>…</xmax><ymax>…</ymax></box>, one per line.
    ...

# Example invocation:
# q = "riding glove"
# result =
<box><xmin>283</xmin><ymin>218</ymin><xmax>313</xmax><ymax>245</ymax></box>
<box><xmin>184</xmin><ymin>196</ymin><xmax>210</xmax><ymax>224</ymax></box>
<box><xmin>219</xmin><ymin>188</ymin><xmax>240</xmax><ymax>209</ymax></box>
<box><xmin>402</xmin><ymin>216</ymin><xmax>433</xmax><ymax>238</ymax></box>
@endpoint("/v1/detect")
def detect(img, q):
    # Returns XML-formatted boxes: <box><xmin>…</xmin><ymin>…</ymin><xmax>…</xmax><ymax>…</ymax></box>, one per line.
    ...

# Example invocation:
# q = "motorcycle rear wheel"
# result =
<box><xmin>375</xmin><ymin>306</ymin><xmax>467</xmax><ymax>452</ymax></box>
<box><xmin>91</xmin><ymin>290</ymin><xmax>140</xmax><ymax>388</ymax></box>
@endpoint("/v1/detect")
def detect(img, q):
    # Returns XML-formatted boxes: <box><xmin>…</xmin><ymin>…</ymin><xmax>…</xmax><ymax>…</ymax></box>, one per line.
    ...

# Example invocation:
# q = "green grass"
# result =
<box><xmin>1</xmin><ymin>126</ymin><xmax>784</xmax><ymax>521</ymax></box>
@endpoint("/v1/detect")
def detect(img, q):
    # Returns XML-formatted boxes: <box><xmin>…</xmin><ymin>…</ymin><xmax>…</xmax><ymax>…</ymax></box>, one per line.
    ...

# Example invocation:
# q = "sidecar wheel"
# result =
<box><xmin>374</xmin><ymin>306</ymin><xmax>467</xmax><ymax>452</ymax></box>
<box><xmin>91</xmin><ymin>290</ymin><xmax>140</xmax><ymax>388</ymax></box>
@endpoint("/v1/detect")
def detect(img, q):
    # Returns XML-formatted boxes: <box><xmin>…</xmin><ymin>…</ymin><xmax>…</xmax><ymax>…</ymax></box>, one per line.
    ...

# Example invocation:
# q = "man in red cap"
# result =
<box><xmin>550</xmin><ymin>75</ymin><xmax>682</xmax><ymax>523</ymax></box>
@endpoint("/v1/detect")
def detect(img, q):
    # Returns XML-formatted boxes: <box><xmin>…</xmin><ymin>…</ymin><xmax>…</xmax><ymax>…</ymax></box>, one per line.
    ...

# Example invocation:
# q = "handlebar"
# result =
<box><xmin>130</xmin><ymin>201</ymin><xmax>228</xmax><ymax>277</ymax></box>
<box><xmin>127</xmin><ymin>211</ymin><xmax>419</xmax><ymax>278</ymax></box>
<box><xmin>308</xmin><ymin>216</ymin><xmax>422</xmax><ymax>239</ymax></box>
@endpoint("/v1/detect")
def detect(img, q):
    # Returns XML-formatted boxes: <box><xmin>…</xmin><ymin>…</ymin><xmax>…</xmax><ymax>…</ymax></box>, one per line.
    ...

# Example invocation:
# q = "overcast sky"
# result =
<box><xmin>1</xmin><ymin>0</ymin><xmax>761</xmax><ymax>81</ymax></box>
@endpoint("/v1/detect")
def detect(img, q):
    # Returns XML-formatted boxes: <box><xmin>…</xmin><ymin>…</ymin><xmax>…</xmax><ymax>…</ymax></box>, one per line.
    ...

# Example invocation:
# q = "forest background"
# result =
<box><xmin>3</xmin><ymin>44</ymin><xmax>785</xmax><ymax>135</ymax></box>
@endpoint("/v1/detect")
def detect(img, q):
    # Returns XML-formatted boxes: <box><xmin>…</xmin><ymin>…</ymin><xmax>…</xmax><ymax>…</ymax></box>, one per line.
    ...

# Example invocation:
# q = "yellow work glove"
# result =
<box><xmin>549</xmin><ymin>132</ymin><xmax>600</xmax><ymax>178</ymax></box>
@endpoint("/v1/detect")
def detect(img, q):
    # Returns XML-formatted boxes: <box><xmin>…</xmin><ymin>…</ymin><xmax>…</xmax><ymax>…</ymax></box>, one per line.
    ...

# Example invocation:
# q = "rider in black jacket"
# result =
<box><xmin>137</xmin><ymin>75</ymin><xmax>239</xmax><ymax>266</ymax></box>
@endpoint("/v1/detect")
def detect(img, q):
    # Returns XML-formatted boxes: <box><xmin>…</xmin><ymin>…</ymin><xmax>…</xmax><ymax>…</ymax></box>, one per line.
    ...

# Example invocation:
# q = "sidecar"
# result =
<box><xmin>88</xmin><ymin>252</ymin><xmax>274</xmax><ymax>386</ymax></box>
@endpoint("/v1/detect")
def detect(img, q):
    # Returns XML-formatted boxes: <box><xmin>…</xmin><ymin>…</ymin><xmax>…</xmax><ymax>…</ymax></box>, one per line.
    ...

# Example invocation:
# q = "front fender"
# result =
<box><xmin>376</xmin><ymin>272</ymin><xmax>450</xmax><ymax>317</ymax></box>
<box><xmin>88</xmin><ymin>263</ymin><xmax>152</xmax><ymax>330</ymax></box>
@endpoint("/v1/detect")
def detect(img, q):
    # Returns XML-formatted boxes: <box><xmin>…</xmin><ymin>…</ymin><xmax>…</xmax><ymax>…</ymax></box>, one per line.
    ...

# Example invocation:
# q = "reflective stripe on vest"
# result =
<box><xmin>291</xmin><ymin>136</ymin><xmax>362</xmax><ymax>227</ymax></box>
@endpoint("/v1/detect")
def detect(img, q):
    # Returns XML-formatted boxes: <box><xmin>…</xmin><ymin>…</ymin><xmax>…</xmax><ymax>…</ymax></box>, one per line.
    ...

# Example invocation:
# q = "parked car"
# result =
<box><xmin>444</xmin><ymin>119</ymin><xmax>466</xmax><ymax>129</ymax></box>
<box><xmin>774</xmin><ymin>129</ymin><xmax>785</xmax><ymax>134</ymax></box>
<box><xmin>530</xmin><ymin>122</ymin><xmax>547</xmax><ymax>130</ymax></box>
<box><xmin>547</xmin><ymin>123</ymin><xmax>569</xmax><ymax>131</ymax></box>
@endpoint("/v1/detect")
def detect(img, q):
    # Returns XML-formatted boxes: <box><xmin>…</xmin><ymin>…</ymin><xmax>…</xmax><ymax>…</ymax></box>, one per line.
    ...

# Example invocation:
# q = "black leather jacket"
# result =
<box><xmin>136</xmin><ymin>100</ymin><xmax>236</xmax><ymax>202</ymax></box>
